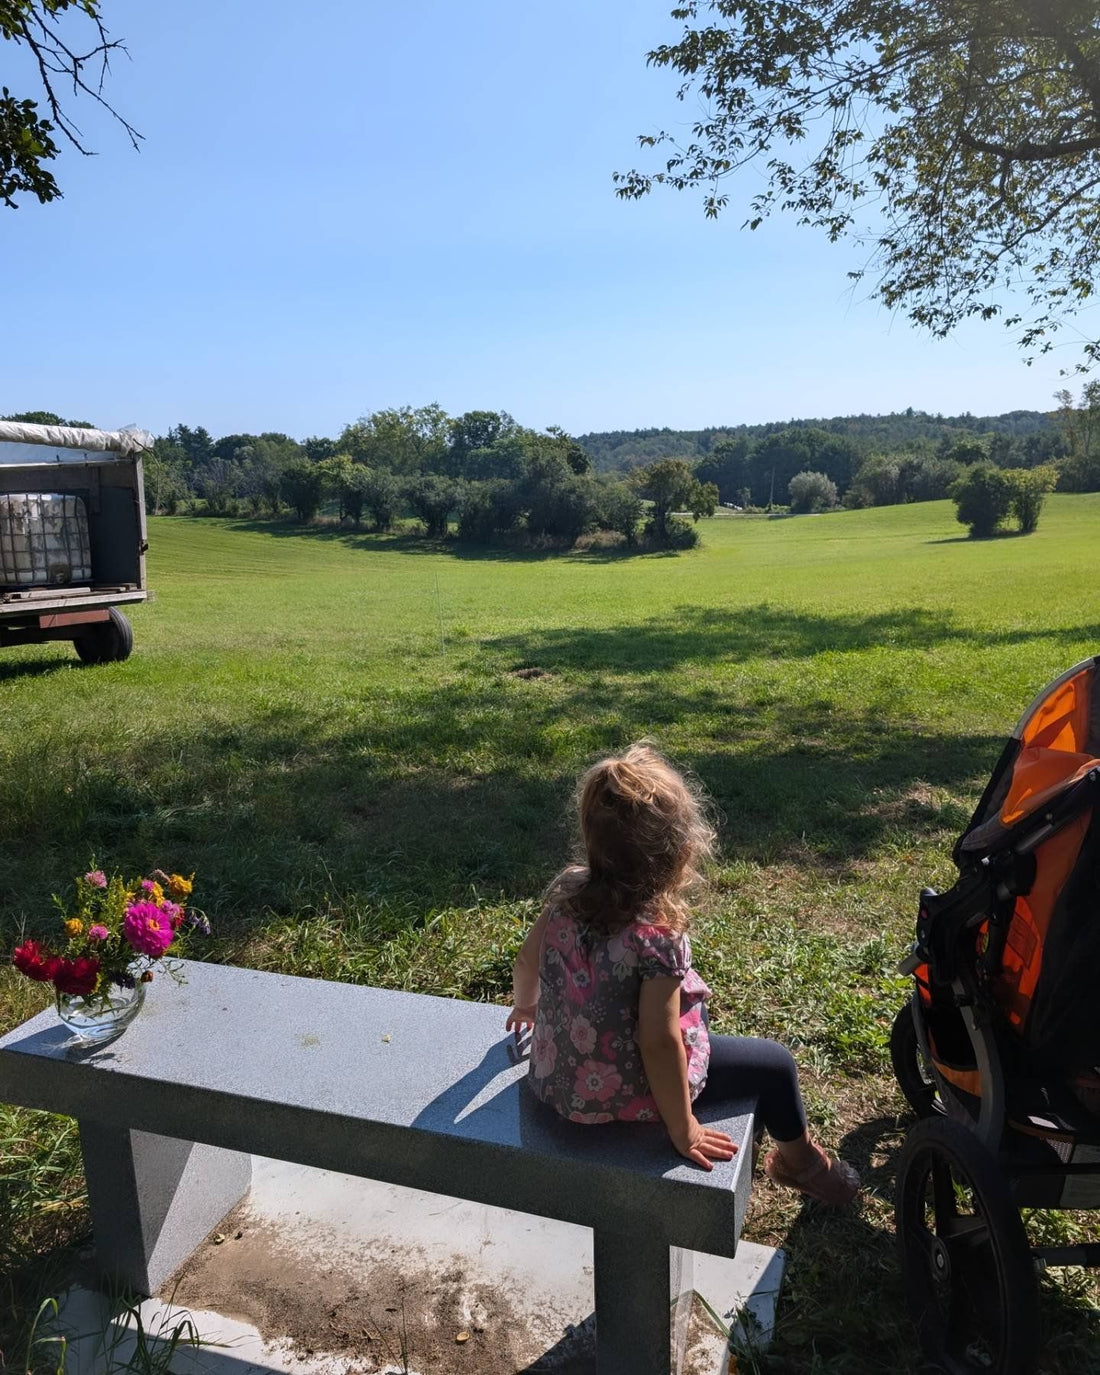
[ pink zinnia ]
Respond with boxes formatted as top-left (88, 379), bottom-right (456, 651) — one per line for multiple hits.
top-left (86, 924), bottom-right (110, 943)
top-left (123, 902), bottom-right (174, 957)
top-left (85, 870), bottom-right (107, 888)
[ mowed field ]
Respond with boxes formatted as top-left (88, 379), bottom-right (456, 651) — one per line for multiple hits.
top-left (3, 498), bottom-right (1100, 1372)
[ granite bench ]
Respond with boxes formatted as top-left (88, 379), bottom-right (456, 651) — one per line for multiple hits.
top-left (0, 960), bottom-right (756, 1375)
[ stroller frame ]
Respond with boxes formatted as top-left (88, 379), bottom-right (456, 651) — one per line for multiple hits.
top-left (892, 657), bottom-right (1100, 1374)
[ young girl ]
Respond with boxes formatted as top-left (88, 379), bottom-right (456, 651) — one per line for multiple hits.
top-left (507, 743), bottom-right (859, 1203)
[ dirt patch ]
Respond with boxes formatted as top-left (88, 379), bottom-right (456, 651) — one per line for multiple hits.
top-left (508, 666), bottom-right (555, 681)
top-left (166, 1206), bottom-right (585, 1374)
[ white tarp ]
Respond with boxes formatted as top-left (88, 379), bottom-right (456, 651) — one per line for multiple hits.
top-left (0, 422), bottom-right (153, 456)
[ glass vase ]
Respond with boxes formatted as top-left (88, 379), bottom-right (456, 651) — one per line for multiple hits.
top-left (57, 975), bottom-right (146, 1044)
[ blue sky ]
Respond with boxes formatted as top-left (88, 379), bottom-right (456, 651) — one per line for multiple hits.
top-left (3, 1), bottom-right (1090, 439)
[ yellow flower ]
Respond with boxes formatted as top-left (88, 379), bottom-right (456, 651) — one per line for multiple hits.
top-left (167, 873), bottom-right (194, 899)
top-left (149, 881), bottom-right (165, 904)
top-left (64, 918), bottom-right (84, 937)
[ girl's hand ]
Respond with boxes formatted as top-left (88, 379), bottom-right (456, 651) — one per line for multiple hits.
top-left (671, 1116), bottom-right (738, 1172)
top-left (506, 1006), bottom-right (537, 1039)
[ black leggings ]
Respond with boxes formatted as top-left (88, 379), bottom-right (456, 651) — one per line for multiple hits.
top-left (695, 1033), bottom-right (808, 1143)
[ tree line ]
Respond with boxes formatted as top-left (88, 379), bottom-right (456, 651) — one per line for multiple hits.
top-left (2, 407), bottom-right (716, 551)
top-left (7, 390), bottom-right (1098, 546)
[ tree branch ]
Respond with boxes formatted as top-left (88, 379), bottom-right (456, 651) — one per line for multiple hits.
top-left (958, 129), bottom-right (1100, 161)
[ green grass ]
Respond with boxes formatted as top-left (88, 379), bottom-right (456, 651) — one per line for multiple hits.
top-left (2, 497), bottom-right (1100, 1371)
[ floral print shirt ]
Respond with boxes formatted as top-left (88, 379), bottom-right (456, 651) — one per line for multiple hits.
top-left (528, 905), bottom-right (711, 1124)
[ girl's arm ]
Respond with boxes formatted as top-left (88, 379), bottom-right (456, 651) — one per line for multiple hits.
top-left (637, 976), bottom-right (736, 1171)
top-left (506, 906), bottom-right (550, 1037)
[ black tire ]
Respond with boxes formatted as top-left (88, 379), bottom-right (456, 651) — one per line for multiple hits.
top-left (74, 608), bottom-right (133, 665)
top-left (896, 1115), bottom-right (1039, 1375)
top-left (891, 1002), bottom-right (942, 1120)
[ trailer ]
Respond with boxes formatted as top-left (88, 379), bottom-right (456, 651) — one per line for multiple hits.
top-left (0, 421), bottom-right (151, 664)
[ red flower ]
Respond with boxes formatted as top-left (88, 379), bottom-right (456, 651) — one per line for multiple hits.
top-left (52, 956), bottom-right (101, 997)
top-left (12, 939), bottom-right (60, 983)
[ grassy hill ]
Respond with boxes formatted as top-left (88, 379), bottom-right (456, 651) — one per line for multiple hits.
top-left (3, 498), bottom-right (1099, 1371)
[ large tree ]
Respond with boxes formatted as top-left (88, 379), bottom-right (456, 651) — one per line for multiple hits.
top-left (2, 1), bottom-right (139, 207)
top-left (617, 1), bottom-right (1100, 366)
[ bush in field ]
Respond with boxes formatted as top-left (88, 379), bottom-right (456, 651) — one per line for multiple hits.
top-left (1006, 465), bottom-right (1058, 534)
top-left (950, 462), bottom-right (1014, 537)
top-left (522, 453), bottom-right (601, 542)
top-left (318, 454), bottom-right (370, 525)
top-left (1057, 450), bottom-right (1100, 492)
top-left (457, 480), bottom-right (525, 541)
top-left (361, 468), bottom-right (400, 531)
top-left (406, 474), bottom-right (463, 538)
top-left (788, 470), bottom-right (838, 513)
top-left (280, 460), bottom-right (324, 523)
top-left (633, 459), bottom-right (712, 543)
top-left (661, 517), bottom-right (701, 549)
top-left (599, 482), bottom-right (644, 546)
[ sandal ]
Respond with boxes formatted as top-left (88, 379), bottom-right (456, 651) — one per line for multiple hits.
top-left (764, 1143), bottom-right (860, 1206)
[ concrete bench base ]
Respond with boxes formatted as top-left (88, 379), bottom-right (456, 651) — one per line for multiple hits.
top-left (79, 1123), bottom-right (252, 1296)
top-left (79, 1126), bottom-right (695, 1374)
top-left (56, 1156), bottom-right (786, 1375)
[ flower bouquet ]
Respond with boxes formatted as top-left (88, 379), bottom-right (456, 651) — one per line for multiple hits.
top-left (12, 866), bottom-right (210, 1043)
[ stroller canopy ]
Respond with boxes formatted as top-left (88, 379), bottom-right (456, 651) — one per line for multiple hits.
top-left (956, 658), bottom-right (1100, 1067)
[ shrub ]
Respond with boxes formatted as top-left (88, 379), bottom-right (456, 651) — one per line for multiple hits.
top-left (361, 468), bottom-right (400, 531)
top-left (406, 474), bottom-right (463, 538)
top-left (281, 460), bottom-right (325, 523)
top-left (457, 480), bottom-right (524, 541)
top-left (1005, 465), bottom-right (1058, 534)
top-left (788, 470), bottom-right (838, 513)
top-left (633, 459), bottom-right (710, 542)
top-left (1057, 450), bottom-right (1100, 492)
top-left (650, 516), bottom-right (700, 549)
top-left (949, 462), bottom-right (1013, 537)
top-left (599, 482), bottom-right (644, 546)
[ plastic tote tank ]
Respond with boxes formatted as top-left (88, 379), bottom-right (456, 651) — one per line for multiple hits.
top-left (0, 493), bottom-right (93, 588)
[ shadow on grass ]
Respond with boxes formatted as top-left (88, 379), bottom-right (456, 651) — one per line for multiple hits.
top-left (487, 602), bottom-right (1100, 671)
top-left (223, 518), bottom-right (681, 564)
top-left (3, 602), bottom-right (1094, 936)
top-left (927, 529), bottom-right (1032, 545)
top-left (0, 655), bottom-right (76, 684)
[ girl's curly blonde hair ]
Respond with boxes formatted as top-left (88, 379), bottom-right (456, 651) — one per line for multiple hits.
top-left (547, 742), bottom-right (716, 937)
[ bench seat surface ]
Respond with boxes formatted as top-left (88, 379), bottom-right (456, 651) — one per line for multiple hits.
top-left (0, 960), bottom-right (754, 1254)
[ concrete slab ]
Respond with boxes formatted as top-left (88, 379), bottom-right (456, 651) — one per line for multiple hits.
top-left (52, 1156), bottom-right (784, 1374)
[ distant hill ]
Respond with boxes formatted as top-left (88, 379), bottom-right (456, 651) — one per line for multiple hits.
top-left (577, 409), bottom-right (1058, 472)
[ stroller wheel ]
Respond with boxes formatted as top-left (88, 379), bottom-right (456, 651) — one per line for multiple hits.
top-left (896, 1116), bottom-right (1038, 1375)
top-left (891, 1003), bottom-right (941, 1119)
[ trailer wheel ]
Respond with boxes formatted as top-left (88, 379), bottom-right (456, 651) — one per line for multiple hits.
top-left (896, 1115), bottom-right (1039, 1375)
top-left (891, 1002), bottom-right (941, 1119)
top-left (75, 608), bottom-right (134, 665)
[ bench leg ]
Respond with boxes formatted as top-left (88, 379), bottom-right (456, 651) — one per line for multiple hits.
top-left (592, 1229), bottom-right (695, 1375)
top-left (80, 1122), bottom-right (252, 1295)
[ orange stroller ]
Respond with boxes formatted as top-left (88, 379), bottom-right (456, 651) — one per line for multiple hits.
top-left (892, 656), bottom-right (1100, 1374)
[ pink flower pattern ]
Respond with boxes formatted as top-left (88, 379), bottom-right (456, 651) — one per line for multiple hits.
top-left (569, 1015), bottom-right (597, 1055)
top-left (527, 907), bottom-right (711, 1123)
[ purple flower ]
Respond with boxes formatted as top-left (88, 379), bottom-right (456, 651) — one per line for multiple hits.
top-left (86, 924), bottom-right (110, 943)
top-left (185, 911), bottom-right (211, 936)
top-left (84, 870), bottom-right (107, 889)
